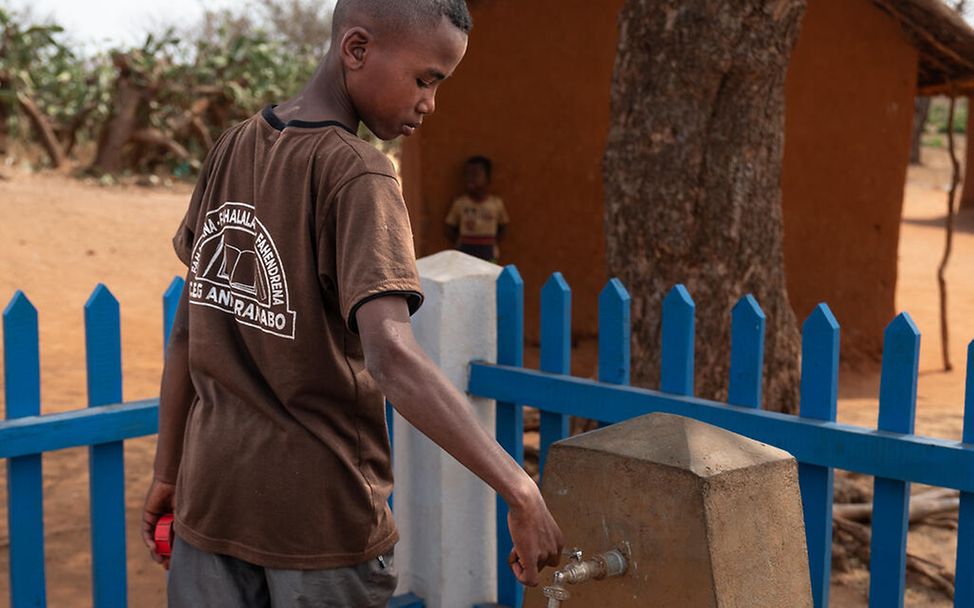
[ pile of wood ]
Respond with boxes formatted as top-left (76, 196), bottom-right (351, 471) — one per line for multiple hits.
top-left (833, 473), bottom-right (959, 599)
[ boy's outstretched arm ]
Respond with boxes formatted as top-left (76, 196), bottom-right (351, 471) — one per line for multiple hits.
top-left (143, 284), bottom-right (196, 568)
top-left (356, 295), bottom-right (564, 587)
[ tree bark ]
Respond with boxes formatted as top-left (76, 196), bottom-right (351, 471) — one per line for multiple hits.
top-left (961, 97), bottom-right (973, 210)
top-left (90, 54), bottom-right (149, 174)
top-left (603, 0), bottom-right (806, 413)
top-left (910, 96), bottom-right (931, 165)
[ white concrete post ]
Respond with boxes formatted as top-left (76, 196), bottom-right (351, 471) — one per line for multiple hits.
top-left (393, 250), bottom-right (502, 607)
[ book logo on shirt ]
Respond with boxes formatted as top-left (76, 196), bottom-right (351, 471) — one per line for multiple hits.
top-left (187, 201), bottom-right (297, 339)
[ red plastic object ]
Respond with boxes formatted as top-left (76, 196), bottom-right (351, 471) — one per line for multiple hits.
top-left (154, 514), bottom-right (174, 558)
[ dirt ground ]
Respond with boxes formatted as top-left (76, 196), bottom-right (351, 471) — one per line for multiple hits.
top-left (0, 138), bottom-right (970, 607)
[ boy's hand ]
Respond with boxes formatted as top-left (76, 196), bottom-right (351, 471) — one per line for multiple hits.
top-left (142, 478), bottom-right (176, 569)
top-left (506, 485), bottom-right (564, 586)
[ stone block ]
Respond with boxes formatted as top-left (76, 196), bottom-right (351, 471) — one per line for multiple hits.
top-left (525, 413), bottom-right (812, 607)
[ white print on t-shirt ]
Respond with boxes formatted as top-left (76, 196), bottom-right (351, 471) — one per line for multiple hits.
top-left (187, 201), bottom-right (297, 339)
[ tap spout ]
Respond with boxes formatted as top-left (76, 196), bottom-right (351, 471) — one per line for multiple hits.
top-left (553, 548), bottom-right (629, 586)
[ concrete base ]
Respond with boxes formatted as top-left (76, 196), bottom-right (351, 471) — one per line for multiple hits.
top-left (525, 413), bottom-right (812, 607)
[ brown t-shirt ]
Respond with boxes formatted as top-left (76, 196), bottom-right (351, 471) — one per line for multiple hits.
top-left (160, 107), bottom-right (423, 569)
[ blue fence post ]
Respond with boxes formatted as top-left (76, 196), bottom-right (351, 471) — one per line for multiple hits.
top-left (496, 265), bottom-right (524, 608)
top-left (539, 273), bottom-right (571, 474)
top-left (596, 279), bottom-right (630, 429)
top-left (797, 304), bottom-right (840, 608)
top-left (85, 285), bottom-right (128, 608)
top-left (660, 285), bottom-right (694, 396)
top-left (386, 400), bottom-right (395, 511)
top-left (868, 313), bottom-right (920, 608)
top-left (599, 279), bottom-right (631, 388)
top-left (955, 340), bottom-right (974, 608)
top-left (3, 292), bottom-right (47, 608)
top-left (728, 294), bottom-right (766, 408)
top-left (163, 276), bottom-right (184, 355)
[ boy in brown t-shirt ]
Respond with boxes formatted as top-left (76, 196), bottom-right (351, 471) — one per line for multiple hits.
top-left (142, 1), bottom-right (562, 605)
top-left (446, 155), bottom-right (509, 262)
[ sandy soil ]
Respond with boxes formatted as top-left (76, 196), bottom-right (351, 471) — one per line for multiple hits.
top-left (0, 172), bottom-right (189, 608)
top-left (0, 138), bottom-right (969, 606)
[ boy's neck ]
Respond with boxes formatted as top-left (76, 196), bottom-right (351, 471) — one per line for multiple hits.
top-left (273, 52), bottom-right (359, 130)
top-left (468, 190), bottom-right (489, 202)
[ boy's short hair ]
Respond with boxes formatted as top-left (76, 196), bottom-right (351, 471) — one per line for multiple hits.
top-left (466, 155), bottom-right (492, 180)
top-left (333, 0), bottom-right (472, 38)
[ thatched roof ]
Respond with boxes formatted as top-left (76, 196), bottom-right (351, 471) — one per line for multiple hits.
top-left (871, 0), bottom-right (974, 95)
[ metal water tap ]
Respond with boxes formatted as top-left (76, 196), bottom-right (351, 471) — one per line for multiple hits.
top-left (542, 546), bottom-right (630, 607)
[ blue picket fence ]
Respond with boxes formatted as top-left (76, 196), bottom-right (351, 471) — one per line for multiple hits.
top-left (469, 266), bottom-right (974, 608)
top-left (0, 279), bottom-right (426, 608)
top-left (3, 267), bottom-right (973, 608)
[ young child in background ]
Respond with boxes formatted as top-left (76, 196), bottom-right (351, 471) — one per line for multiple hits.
top-left (445, 155), bottom-right (509, 262)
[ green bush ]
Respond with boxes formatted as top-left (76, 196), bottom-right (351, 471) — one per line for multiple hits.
top-left (1, 2), bottom-right (342, 174)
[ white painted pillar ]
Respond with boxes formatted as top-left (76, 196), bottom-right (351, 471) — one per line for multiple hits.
top-left (393, 250), bottom-right (502, 607)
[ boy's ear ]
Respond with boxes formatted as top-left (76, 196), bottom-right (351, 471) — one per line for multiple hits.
top-left (340, 27), bottom-right (371, 70)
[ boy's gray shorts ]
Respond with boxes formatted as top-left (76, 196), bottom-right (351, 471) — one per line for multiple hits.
top-left (168, 536), bottom-right (398, 608)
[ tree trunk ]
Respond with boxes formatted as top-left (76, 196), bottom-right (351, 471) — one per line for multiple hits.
top-left (961, 97), bottom-right (973, 210)
top-left (90, 54), bottom-right (148, 174)
top-left (910, 96), bottom-right (931, 165)
top-left (603, 0), bottom-right (806, 413)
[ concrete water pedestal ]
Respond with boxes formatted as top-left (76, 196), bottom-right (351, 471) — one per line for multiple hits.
top-left (525, 413), bottom-right (813, 607)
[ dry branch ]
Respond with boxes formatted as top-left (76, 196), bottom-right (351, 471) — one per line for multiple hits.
top-left (908, 554), bottom-right (955, 598)
top-left (938, 94), bottom-right (962, 371)
top-left (833, 488), bottom-right (960, 523)
top-left (833, 515), bottom-right (956, 599)
top-left (130, 128), bottom-right (195, 165)
top-left (191, 117), bottom-right (213, 150)
top-left (170, 98), bottom-right (215, 151)
top-left (16, 91), bottom-right (66, 168)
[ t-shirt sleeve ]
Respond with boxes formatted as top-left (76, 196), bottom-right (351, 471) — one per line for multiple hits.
top-left (172, 138), bottom-right (224, 266)
top-left (496, 197), bottom-right (510, 225)
top-left (331, 172), bottom-right (424, 334)
top-left (172, 180), bottom-right (206, 267)
top-left (445, 198), bottom-right (461, 226)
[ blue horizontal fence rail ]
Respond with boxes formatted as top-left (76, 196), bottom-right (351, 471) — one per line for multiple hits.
top-left (6, 269), bottom-right (973, 608)
top-left (1, 278), bottom-right (426, 608)
top-left (474, 265), bottom-right (974, 608)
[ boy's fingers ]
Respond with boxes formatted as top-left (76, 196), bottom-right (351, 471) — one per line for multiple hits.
top-left (545, 543), bottom-right (562, 567)
top-left (142, 512), bottom-right (159, 549)
top-left (510, 549), bottom-right (540, 586)
top-left (508, 549), bottom-right (527, 583)
top-left (521, 557), bottom-right (540, 587)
